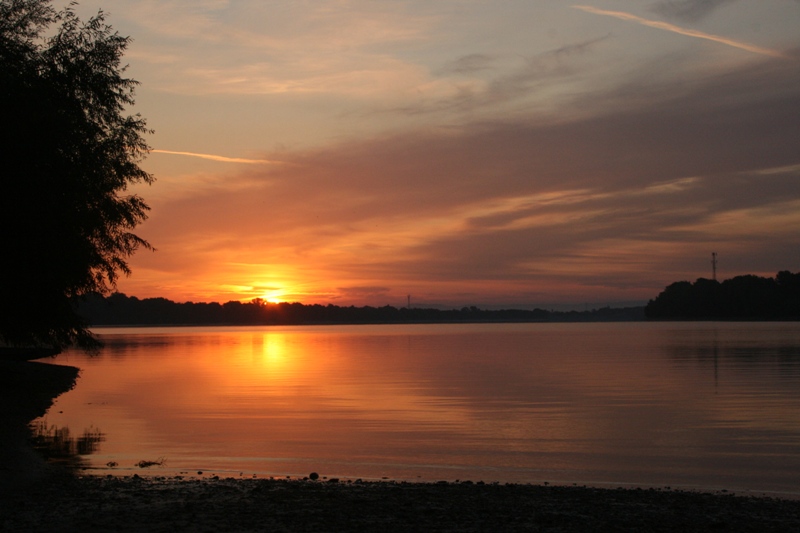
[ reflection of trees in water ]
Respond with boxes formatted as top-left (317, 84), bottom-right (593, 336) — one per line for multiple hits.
top-left (663, 328), bottom-right (800, 386)
top-left (29, 421), bottom-right (105, 463)
top-left (667, 343), bottom-right (800, 364)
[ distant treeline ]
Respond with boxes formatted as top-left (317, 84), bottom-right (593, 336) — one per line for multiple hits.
top-left (645, 270), bottom-right (800, 320)
top-left (76, 293), bottom-right (645, 326)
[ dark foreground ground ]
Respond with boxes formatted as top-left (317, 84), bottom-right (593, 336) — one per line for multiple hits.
top-left (0, 359), bottom-right (79, 491)
top-left (4, 474), bottom-right (800, 532)
top-left (4, 359), bottom-right (800, 532)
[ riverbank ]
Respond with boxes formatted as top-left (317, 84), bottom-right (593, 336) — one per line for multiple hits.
top-left (3, 474), bottom-right (800, 532)
top-left (0, 359), bottom-right (79, 491)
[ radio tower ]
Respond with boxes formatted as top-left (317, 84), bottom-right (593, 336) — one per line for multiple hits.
top-left (711, 252), bottom-right (718, 281)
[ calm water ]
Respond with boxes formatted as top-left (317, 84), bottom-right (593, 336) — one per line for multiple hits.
top-left (39, 322), bottom-right (800, 495)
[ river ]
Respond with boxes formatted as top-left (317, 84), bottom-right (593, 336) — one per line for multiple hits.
top-left (38, 321), bottom-right (800, 496)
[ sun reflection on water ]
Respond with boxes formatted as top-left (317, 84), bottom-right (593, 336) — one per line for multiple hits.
top-left (36, 323), bottom-right (800, 492)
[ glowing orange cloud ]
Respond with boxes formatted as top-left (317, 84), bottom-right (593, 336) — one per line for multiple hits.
top-left (152, 149), bottom-right (282, 165)
top-left (118, 46), bottom-right (800, 309)
top-left (572, 5), bottom-right (787, 59)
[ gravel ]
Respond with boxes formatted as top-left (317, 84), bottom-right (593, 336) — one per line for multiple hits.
top-left (3, 474), bottom-right (800, 532)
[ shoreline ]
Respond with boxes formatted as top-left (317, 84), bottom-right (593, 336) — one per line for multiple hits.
top-left (0, 359), bottom-right (79, 492)
top-left (48, 465), bottom-right (800, 502)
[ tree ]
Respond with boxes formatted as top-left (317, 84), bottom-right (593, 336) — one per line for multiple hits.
top-left (645, 272), bottom-right (800, 320)
top-left (0, 0), bottom-right (153, 351)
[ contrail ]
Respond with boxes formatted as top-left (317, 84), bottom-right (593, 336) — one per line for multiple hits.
top-left (572, 5), bottom-right (787, 59)
top-left (152, 149), bottom-right (281, 164)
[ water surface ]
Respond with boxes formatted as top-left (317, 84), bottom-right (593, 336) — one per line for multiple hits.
top-left (41, 322), bottom-right (800, 495)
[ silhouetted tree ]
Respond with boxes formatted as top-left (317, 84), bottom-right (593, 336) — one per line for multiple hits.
top-left (0, 0), bottom-right (152, 350)
top-left (76, 292), bottom-right (645, 326)
top-left (777, 271), bottom-right (800, 316)
top-left (646, 271), bottom-right (800, 320)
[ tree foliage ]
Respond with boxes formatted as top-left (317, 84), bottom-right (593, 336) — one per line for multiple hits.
top-left (76, 292), bottom-right (645, 326)
top-left (645, 271), bottom-right (800, 320)
top-left (0, 0), bottom-right (152, 350)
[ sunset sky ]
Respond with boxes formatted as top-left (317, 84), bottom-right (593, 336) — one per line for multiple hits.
top-left (64, 0), bottom-right (800, 309)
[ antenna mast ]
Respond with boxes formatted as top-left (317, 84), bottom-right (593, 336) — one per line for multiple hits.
top-left (711, 252), bottom-right (718, 281)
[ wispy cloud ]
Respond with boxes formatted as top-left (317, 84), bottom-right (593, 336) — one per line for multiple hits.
top-left (152, 149), bottom-right (281, 164)
top-left (651, 0), bottom-right (737, 22)
top-left (128, 54), bottom-right (800, 306)
top-left (572, 5), bottom-right (787, 58)
top-left (389, 35), bottom-right (610, 119)
top-left (105, 1), bottom-right (800, 306)
top-left (438, 54), bottom-right (496, 75)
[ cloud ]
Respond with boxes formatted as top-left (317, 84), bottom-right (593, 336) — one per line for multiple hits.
top-left (651, 0), bottom-right (737, 22)
top-left (152, 149), bottom-right (282, 164)
top-left (438, 54), bottom-right (496, 75)
top-left (336, 286), bottom-right (392, 299)
top-left (389, 35), bottom-right (610, 118)
top-left (117, 1), bottom-right (437, 86)
top-left (572, 5), bottom-right (788, 58)
top-left (126, 51), bottom-right (800, 306)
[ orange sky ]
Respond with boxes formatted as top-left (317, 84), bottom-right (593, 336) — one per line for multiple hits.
top-left (65, 1), bottom-right (800, 309)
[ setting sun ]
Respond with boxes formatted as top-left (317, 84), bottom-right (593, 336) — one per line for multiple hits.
top-left (105, 0), bottom-right (800, 311)
top-left (260, 288), bottom-right (286, 304)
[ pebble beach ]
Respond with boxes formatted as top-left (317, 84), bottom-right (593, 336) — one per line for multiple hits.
top-left (4, 473), bottom-right (800, 532)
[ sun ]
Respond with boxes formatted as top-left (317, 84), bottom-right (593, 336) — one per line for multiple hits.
top-left (259, 288), bottom-right (286, 304)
